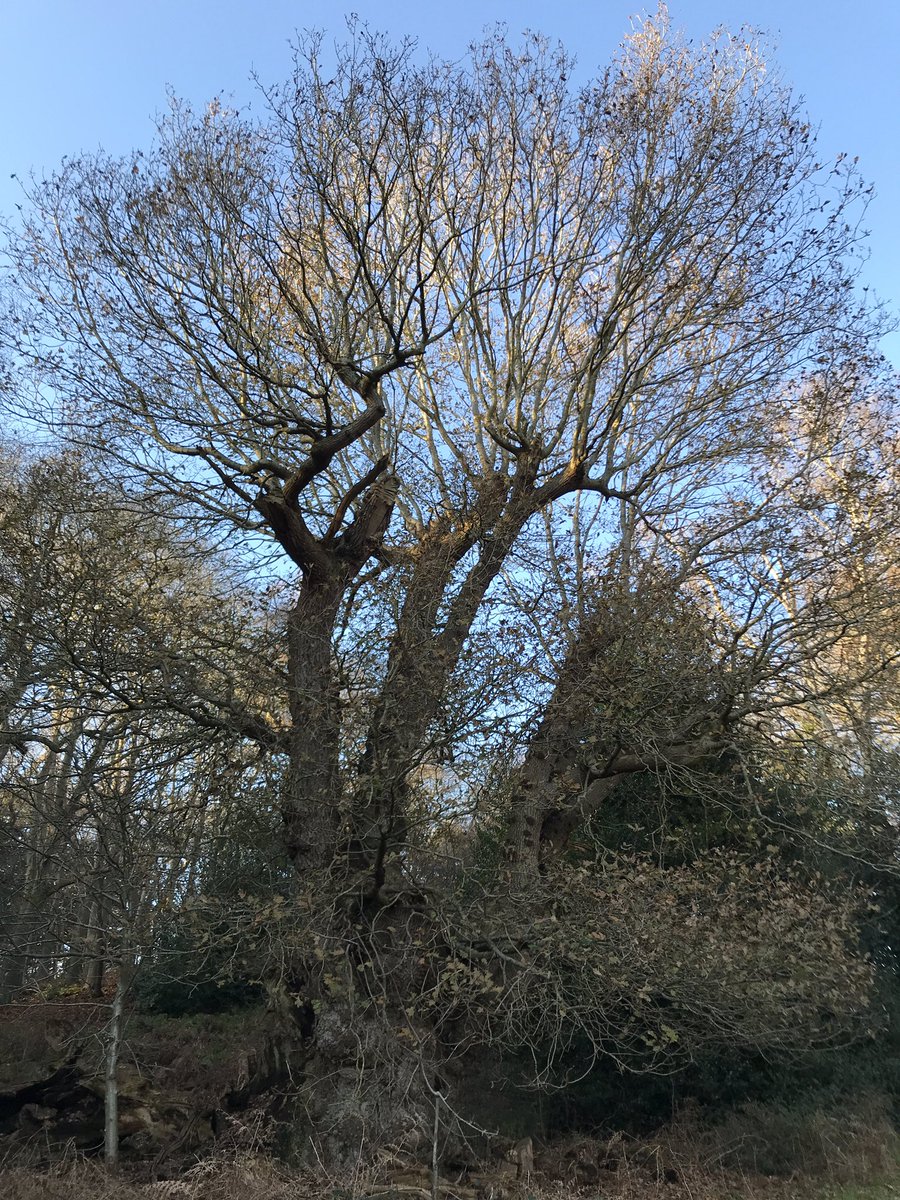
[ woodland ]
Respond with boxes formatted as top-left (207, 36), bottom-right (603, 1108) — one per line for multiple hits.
top-left (0, 10), bottom-right (899, 1198)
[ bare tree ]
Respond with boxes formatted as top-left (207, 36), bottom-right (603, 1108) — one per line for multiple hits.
top-left (0, 452), bottom-right (269, 1166)
top-left (2, 11), bottom-right (895, 1156)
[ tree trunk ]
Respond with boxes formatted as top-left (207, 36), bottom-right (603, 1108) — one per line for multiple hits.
top-left (87, 945), bottom-right (105, 999)
top-left (104, 966), bottom-right (130, 1170)
top-left (503, 624), bottom-right (594, 881)
top-left (0, 903), bottom-right (31, 1002)
top-left (504, 722), bottom-right (582, 884)
top-left (351, 494), bottom-right (540, 887)
top-left (283, 568), bottom-right (346, 872)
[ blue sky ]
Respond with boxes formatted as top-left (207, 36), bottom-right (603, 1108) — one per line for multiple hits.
top-left (2, 1), bottom-right (898, 365)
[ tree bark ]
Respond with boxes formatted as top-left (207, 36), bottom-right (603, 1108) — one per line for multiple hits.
top-left (104, 966), bottom-right (130, 1171)
top-left (351, 483), bottom-right (553, 889)
top-left (282, 569), bottom-right (346, 872)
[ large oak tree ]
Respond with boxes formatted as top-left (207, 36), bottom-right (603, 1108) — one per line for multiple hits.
top-left (3, 10), bottom-right (896, 1158)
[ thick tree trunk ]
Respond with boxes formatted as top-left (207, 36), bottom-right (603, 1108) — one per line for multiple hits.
top-left (258, 456), bottom-right (401, 879)
top-left (352, 494), bottom-right (541, 888)
top-left (502, 617), bottom-right (598, 882)
top-left (351, 533), bottom-right (472, 880)
top-left (283, 569), bottom-right (347, 872)
top-left (504, 714), bottom-right (585, 884)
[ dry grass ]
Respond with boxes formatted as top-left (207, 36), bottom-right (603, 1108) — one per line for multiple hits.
top-left (0, 1155), bottom-right (295, 1200)
top-left (1, 1098), bottom-right (897, 1200)
top-left (1, 1161), bottom-right (898, 1200)
top-left (654, 1096), bottom-right (900, 1183)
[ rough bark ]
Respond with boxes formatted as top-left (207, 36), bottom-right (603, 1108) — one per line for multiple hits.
top-left (352, 468), bottom-right (585, 892)
top-left (255, 452), bottom-right (401, 876)
top-left (282, 569), bottom-right (346, 872)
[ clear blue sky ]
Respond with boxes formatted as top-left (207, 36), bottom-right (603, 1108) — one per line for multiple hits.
top-left (2, 1), bottom-right (898, 365)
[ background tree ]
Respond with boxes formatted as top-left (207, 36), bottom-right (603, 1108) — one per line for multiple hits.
top-left (0, 449), bottom-right (282, 1165)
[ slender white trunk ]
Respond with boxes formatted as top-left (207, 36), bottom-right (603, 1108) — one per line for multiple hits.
top-left (104, 967), bottom-right (129, 1169)
top-left (431, 1093), bottom-right (441, 1200)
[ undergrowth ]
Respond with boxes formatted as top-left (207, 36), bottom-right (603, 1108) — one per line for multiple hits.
top-left (1, 1096), bottom-right (897, 1200)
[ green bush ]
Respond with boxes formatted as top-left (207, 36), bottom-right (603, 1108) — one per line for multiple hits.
top-left (134, 922), bottom-right (262, 1016)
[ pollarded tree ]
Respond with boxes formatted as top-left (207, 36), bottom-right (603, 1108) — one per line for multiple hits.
top-left (2, 10), bottom-right (894, 1153)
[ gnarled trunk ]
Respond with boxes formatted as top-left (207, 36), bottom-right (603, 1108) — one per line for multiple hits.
top-left (283, 568), bottom-right (346, 873)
